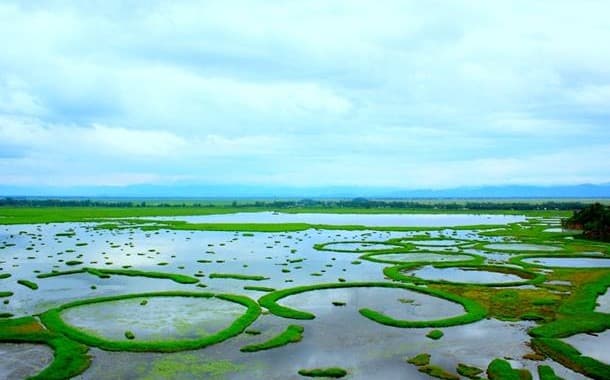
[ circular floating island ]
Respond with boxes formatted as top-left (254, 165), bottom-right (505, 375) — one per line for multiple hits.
top-left (385, 264), bottom-right (545, 287)
top-left (511, 254), bottom-right (610, 269)
top-left (406, 239), bottom-right (465, 247)
top-left (259, 282), bottom-right (487, 328)
top-left (360, 251), bottom-right (482, 265)
top-left (39, 291), bottom-right (261, 352)
top-left (314, 241), bottom-right (410, 253)
top-left (484, 243), bottom-right (562, 252)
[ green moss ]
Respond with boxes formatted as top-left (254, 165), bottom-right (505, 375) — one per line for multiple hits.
top-left (0, 273), bottom-right (11, 279)
top-left (65, 260), bottom-right (83, 266)
top-left (0, 291), bottom-right (13, 297)
top-left (209, 273), bottom-right (269, 281)
top-left (17, 279), bottom-right (39, 290)
top-left (426, 329), bottom-right (444, 340)
top-left (39, 291), bottom-right (261, 352)
top-left (240, 324), bottom-right (304, 352)
top-left (297, 367), bottom-right (347, 378)
top-left (407, 353), bottom-right (431, 366)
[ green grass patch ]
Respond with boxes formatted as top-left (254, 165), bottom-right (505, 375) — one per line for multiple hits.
top-left (209, 273), bottom-right (269, 281)
top-left (407, 353), bottom-right (431, 366)
top-left (426, 329), bottom-right (444, 340)
top-left (240, 324), bottom-right (304, 352)
top-left (297, 367), bottom-right (347, 378)
top-left (243, 286), bottom-right (276, 292)
top-left (17, 279), bottom-right (39, 290)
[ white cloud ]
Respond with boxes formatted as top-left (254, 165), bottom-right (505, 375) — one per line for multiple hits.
top-left (0, 1), bottom-right (609, 190)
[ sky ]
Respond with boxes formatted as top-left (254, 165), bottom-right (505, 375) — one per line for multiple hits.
top-left (1, 1), bottom-right (610, 194)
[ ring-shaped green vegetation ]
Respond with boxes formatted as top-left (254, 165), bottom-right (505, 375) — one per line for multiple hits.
top-left (313, 240), bottom-right (413, 253)
top-left (384, 263), bottom-right (546, 287)
top-left (258, 282), bottom-right (487, 328)
top-left (39, 291), bottom-right (260, 352)
top-left (359, 250), bottom-right (484, 266)
top-left (396, 237), bottom-right (472, 247)
top-left (509, 253), bottom-right (610, 270)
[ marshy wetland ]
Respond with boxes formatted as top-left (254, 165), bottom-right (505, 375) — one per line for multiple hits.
top-left (0, 210), bottom-right (609, 379)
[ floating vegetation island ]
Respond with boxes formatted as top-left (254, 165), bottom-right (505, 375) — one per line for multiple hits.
top-left (0, 207), bottom-right (608, 379)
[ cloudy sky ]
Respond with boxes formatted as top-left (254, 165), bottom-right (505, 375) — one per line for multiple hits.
top-left (1, 1), bottom-right (609, 193)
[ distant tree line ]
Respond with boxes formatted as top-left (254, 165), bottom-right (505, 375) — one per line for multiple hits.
top-left (0, 197), bottom-right (594, 211)
top-left (0, 198), bottom-right (218, 208)
top-left (564, 203), bottom-right (610, 241)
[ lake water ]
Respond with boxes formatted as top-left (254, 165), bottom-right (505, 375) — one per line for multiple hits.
top-left (407, 266), bottom-right (527, 284)
top-left (484, 243), bottom-right (562, 252)
top-left (0, 216), bottom-right (594, 380)
top-left (139, 212), bottom-right (526, 227)
top-left (564, 330), bottom-right (610, 365)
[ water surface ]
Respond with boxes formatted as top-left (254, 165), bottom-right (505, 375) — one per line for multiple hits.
top-left (139, 212), bottom-right (525, 227)
top-left (522, 257), bottom-right (610, 268)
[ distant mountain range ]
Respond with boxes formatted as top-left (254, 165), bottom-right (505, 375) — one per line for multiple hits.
top-left (1, 183), bottom-right (609, 199)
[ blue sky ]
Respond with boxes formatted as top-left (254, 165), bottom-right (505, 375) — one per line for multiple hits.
top-left (1, 1), bottom-right (609, 192)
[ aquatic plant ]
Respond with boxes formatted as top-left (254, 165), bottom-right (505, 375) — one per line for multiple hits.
top-left (297, 367), bottom-right (347, 378)
top-left (240, 324), bottom-right (304, 352)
